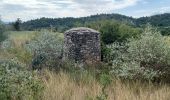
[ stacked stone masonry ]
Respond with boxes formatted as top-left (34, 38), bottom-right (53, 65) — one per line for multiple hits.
top-left (63, 27), bottom-right (101, 64)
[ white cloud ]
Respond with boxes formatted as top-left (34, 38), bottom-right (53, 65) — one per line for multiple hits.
top-left (131, 6), bottom-right (170, 18)
top-left (0, 0), bottom-right (140, 21)
top-left (159, 7), bottom-right (170, 13)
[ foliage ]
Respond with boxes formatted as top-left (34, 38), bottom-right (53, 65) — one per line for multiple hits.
top-left (100, 21), bottom-right (120, 44)
top-left (101, 42), bottom-right (112, 62)
top-left (159, 27), bottom-right (170, 36)
top-left (109, 26), bottom-right (170, 81)
top-left (25, 31), bottom-right (63, 70)
top-left (97, 73), bottom-right (112, 100)
top-left (0, 59), bottom-right (43, 100)
top-left (21, 14), bottom-right (135, 32)
top-left (127, 26), bottom-right (170, 69)
top-left (136, 13), bottom-right (170, 27)
top-left (99, 20), bottom-right (141, 44)
top-left (112, 60), bottom-right (159, 80)
top-left (21, 13), bottom-right (170, 36)
top-left (1, 39), bottom-right (14, 49)
top-left (0, 21), bottom-right (7, 42)
top-left (99, 21), bottom-right (141, 62)
top-left (13, 18), bottom-right (22, 31)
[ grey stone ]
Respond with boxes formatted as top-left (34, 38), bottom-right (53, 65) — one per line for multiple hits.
top-left (63, 27), bottom-right (101, 64)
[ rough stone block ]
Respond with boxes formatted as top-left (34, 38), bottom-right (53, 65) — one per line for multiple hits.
top-left (63, 27), bottom-right (101, 64)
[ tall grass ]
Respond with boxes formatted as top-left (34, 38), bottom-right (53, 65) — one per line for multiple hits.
top-left (42, 70), bottom-right (170, 100)
top-left (42, 70), bottom-right (101, 100)
top-left (8, 31), bottom-right (38, 47)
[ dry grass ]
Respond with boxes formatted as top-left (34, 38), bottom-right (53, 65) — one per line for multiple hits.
top-left (8, 31), bottom-right (38, 47)
top-left (0, 31), bottom-right (35, 63)
top-left (107, 81), bottom-right (170, 100)
top-left (42, 70), bottom-right (170, 100)
top-left (42, 70), bottom-right (101, 100)
top-left (7, 31), bottom-right (64, 47)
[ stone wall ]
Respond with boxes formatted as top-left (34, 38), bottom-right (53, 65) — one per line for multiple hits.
top-left (63, 27), bottom-right (101, 64)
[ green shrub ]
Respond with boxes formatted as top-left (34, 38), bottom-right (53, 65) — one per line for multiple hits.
top-left (0, 59), bottom-right (44, 100)
top-left (25, 31), bottom-right (63, 70)
top-left (100, 21), bottom-right (119, 44)
top-left (101, 42), bottom-right (112, 62)
top-left (127, 26), bottom-right (170, 71)
top-left (96, 73), bottom-right (112, 100)
top-left (1, 39), bottom-right (14, 49)
top-left (99, 21), bottom-right (141, 45)
top-left (110, 26), bottom-right (170, 81)
top-left (13, 18), bottom-right (22, 31)
top-left (0, 21), bottom-right (7, 42)
top-left (99, 21), bottom-right (141, 63)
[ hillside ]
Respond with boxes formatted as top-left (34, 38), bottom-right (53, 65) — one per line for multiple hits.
top-left (136, 13), bottom-right (170, 27)
top-left (21, 13), bottom-right (170, 34)
top-left (21, 13), bottom-right (135, 32)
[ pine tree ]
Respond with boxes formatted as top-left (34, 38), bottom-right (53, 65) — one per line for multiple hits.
top-left (13, 18), bottom-right (22, 31)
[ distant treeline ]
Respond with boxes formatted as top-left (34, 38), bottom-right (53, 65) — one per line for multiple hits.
top-left (21, 13), bottom-right (170, 35)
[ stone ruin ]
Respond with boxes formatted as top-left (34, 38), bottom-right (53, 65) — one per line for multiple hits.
top-left (63, 27), bottom-right (101, 64)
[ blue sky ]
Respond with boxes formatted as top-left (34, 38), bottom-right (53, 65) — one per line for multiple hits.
top-left (0, 0), bottom-right (170, 22)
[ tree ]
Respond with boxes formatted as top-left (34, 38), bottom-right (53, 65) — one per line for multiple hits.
top-left (100, 21), bottom-right (141, 44)
top-left (0, 19), bottom-right (7, 42)
top-left (100, 21), bottom-right (120, 44)
top-left (13, 18), bottom-right (22, 31)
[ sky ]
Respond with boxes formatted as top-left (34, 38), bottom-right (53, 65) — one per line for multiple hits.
top-left (0, 0), bottom-right (170, 22)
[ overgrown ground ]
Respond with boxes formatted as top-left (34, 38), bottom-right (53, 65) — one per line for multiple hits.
top-left (1, 30), bottom-right (170, 100)
top-left (42, 70), bottom-right (170, 100)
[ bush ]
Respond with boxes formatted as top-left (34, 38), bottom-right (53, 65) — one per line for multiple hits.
top-left (110, 26), bottom-right (170, 81)
top-left (100, 21), bottom-right (120, 44)
top-left (99, 21), bottom-right (141, 62)
top-left (0, 21), bottom-right (7, 42)
top-left (1, 39), bottom-right (14, 49)
top-left (0, 59), bottom-right (43, 100)
top-left (99, 21), bottom-right (141, 44)
top-left (101, 42), bottom-right (112, 62)
top-left (25, 31), bottom-right (63, 70)
top-left (13, 18), bottom-right (22, 31)
top-left (127, 26), bottom-right (170, 71)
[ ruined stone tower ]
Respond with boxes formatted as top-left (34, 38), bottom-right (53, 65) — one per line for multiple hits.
top-left (63, 27), bottom-right (101, 64)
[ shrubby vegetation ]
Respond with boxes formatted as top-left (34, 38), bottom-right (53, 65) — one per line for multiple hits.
top-left (0, 59), bottom-right (43, 100)
top-left (25, 31), bottom-right (63, 70)
top-left (97, 20), bottom-right (141, 62)
top-left (0, 21), bottom-right (7, 42)
top-left (99, 20), bottom-right (141, 44)
top-left (13, 18), bottom-right (22, 31)
top-left (0, 29), bottom-right (45, 99)
top-left (108, 26), bottom-right (170, 81)
top-left (159, 27), bottom-right (170, 36)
